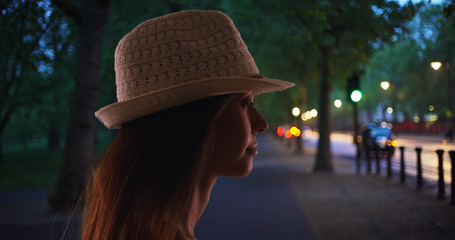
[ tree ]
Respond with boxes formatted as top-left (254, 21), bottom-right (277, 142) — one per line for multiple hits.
top-left (362, 3), bottom-right (452, 128)
top-left (444, 0), bottom-right (455, 27)
top-left (433, 3), bottom-right (455, 131)
top-left (224, 0), bottom-right (417, 170)
top-left (0, 0), bottom-right (63, 162)
top-left (49, 0), bottom-right (110, 211)
top-left (308, 1), bottom-right (417, 172)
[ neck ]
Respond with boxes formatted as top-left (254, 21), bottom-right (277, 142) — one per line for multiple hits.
top-left (178, 174), bottom-right (218, 238)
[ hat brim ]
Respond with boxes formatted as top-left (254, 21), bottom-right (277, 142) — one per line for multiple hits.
top-left (95, 76), bottom-right (294, 129)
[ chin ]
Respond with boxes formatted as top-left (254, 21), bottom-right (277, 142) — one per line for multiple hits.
top-left (226, 163), bottom-right (253, 178)
top-left (225, 171), bottom-right (251, 178)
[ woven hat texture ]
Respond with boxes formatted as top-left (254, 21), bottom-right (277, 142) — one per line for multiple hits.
top-left (95, 10), bottom-right (294, 129)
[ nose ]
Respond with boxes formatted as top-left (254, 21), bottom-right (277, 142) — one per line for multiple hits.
top-left (250, 106), bottom-right (268, 134)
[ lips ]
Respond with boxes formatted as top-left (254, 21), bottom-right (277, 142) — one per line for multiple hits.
top-left (246, 143), bottom-right (258, 155)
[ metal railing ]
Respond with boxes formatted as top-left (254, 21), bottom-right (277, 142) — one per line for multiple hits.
top-left (356, 144), bottom-right (455, 205)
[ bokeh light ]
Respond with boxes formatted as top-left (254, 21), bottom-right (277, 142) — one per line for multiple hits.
top-left (277, 126), bottom-right (285, 137)
top-left (380, 81), bottom-right (390, 90)
top-left (334, 99), bottom-right (342, 108)
top-left (285, 130), bottom-right (292, 139)
top-left (292, 107), bottom-right (301, 117)
top-left (431, 61), bottom-right (442, 70)
top-left (350, 90), bottom-right (362, 102)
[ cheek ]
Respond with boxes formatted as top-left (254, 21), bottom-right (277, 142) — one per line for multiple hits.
top-left (209, 107), bottom-right (252, 177)
top-left (214, 122), bottom-right (249, 161)
top-left (216, 108), bottom-right (251, 156)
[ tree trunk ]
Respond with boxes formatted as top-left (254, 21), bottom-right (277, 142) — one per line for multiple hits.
top-left (295, 120), bottom-right (304, 155)
top-left (314, 45), bottom-right (334, 172)
top-left (447, 64), bottom-right (455, 133)
top-left (0, 111), bottom-right (11, 164)
top-left (295, 84), bottom-right (307, 155)
top-left (21, 132), bottom-right (28, 149)
top-left (49, 0), bottom-right (109, 212)
top-left (48, 120), bottom-right (60, 151)
top-left (0, 136), bottom-right (3, 163)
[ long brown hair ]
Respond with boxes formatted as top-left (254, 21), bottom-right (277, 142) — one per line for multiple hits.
top-left (82, 94), bottom-right (234, 239)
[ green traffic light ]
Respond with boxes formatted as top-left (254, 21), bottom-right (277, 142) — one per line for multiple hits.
top-left (351, 90), bottom-right (362, 102)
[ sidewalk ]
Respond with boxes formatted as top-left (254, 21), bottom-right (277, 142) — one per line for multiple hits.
top-left (1, 134), bottom-right (455, 239)
top-left (263, 135), bottom-right (455, 240)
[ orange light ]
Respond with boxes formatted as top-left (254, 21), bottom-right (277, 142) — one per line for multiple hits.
top-left (392, 140), bottom-right (397, 147)
top-left (285, 130), bottom-right (292, 139)
top-left (294, 129), bottom-right (301, 137)
top-left (387, 140), bottom-right (398, 147)
top-left (290, 126), bottom-right (298, 135)
top-left (277, 126), bottom-right (285, 137)
top-left (289, 126), bottom-right (302, 137)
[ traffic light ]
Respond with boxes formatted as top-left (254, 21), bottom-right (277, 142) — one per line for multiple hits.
top-left (351, 90), bottom-right (362, 103)
top-left (347, 73), bottom-right (362, 103)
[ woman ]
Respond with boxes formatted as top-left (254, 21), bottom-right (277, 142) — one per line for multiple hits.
top-left (85, 10), bottom-right (294, 239)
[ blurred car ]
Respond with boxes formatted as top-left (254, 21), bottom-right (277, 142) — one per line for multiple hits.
top-left (357, 123), bottom-right (397, 154)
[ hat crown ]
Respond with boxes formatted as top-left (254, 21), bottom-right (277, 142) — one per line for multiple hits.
top-left (114, 10), bottom-right (259, 102)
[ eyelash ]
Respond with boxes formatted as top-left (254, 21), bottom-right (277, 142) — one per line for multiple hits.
top-left (242, 100), bottom-right (254, 108)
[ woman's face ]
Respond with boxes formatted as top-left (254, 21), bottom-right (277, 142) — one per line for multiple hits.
top-left (209, 92), bottom-right (268, 178)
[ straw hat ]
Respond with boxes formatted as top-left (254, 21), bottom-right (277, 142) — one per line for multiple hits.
top-left (95, 10), bottom-right (294, 129)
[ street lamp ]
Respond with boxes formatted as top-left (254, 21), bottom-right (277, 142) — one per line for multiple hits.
top-left (310, 109), bottom-right (318, 118)
top-left (380, 81), bottom-right (390, 90)
top-left (387, 107), bottom-right (393, 114)
top-left (334, 99), bottom-right (342, 108)
top-left (292, 107), bottom-right (301, 117)
top-left (431, 61), bottom-right (442, 71)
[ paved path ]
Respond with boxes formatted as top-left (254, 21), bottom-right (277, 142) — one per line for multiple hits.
top-left (195, 135), bottom-right (315, 240)
top-left (1, 134), bottom-right (455, 239)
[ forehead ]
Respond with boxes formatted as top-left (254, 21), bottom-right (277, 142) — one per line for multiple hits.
top-left (231, 92), bottom-right (254, 101)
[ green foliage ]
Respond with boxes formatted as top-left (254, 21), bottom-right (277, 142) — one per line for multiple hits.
top-left (1, 0), bottom-right (74, 148)
top-left (221, 0), bottom-right (418, 129)
top-left (362, 3), bottom-right (454, 123)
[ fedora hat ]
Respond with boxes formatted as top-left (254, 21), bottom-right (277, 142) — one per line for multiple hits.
top-left (95, 10), bottom-right (294, 129)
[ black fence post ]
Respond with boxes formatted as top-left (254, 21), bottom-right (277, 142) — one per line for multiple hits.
top-left (387, 147), bottom-right (392, 179)
top-left (415, 147), bottom-right (423, 191)
top-left (449, 150), bottom-right (455, 205)
top-left (366, 146), bottom-right (372, 174)
top-left (399, 146), bottom-right (405, 184)
top-left (436, 149), bottom-right (446, 200)
top-left (356, 143), bottom-right (361, 175)
top-left (375, 145), bottom-right (380, 175)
